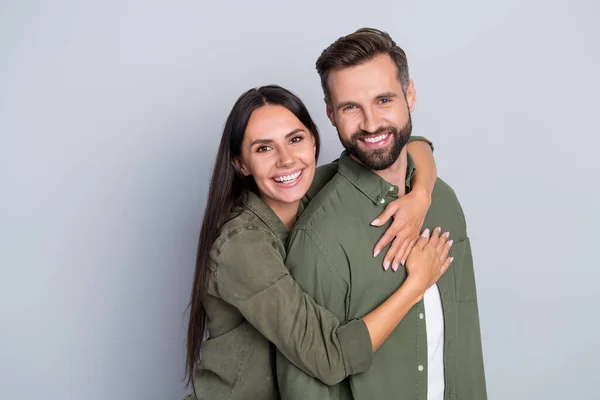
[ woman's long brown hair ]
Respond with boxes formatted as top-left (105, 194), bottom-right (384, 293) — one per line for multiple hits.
top-left (185, 85), bottom-right (320, 389)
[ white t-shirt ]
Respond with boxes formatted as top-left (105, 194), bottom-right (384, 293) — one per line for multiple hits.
top-left (423, 283), bottom-right (445, 400)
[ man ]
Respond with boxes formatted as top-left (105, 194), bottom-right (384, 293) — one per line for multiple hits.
top-left (276, 28), bottom-right (487, 399)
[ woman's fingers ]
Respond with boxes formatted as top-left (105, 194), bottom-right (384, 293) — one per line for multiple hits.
top-left (374, 219), bottom-right (405, 257)
top-left (391, 239), bottom-right (410, 272)
top-left (440, 256), bottom-right (453, 276)
top-left (383, 235), bottom-right (405, 271)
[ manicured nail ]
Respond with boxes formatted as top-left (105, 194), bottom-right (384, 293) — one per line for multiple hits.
top-left (421, 228), bottom-right (430, 238)
top-left (435, 226), bottom-right (441, 233)
top-left (371, 219), bottom-right (381, 226)
top-left (448, 240), bottom-right (454, 248)
top-left (444, 231), bottom-right (450, 238)
top-left (401, 259), bottom-right (406, 266)
top-left (373, 249), bottom-right (380, 258)
top-left (383, 260), bottom-right (390, 270)
top-left (392, 263), bottom-right (399, 272)
top-left (449, 257), bottom-right (454, 263)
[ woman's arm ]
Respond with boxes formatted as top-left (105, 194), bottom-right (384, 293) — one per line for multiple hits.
top-left (216, 229), bottom-right (371, 385)
top-left (216, 224), bottom-right (451, 385)
top-left (372, 136), bottom-right (437, 271)
top-left (363, 227), bottom-right (452, 351)
top-left (407, 137), bottom-right (437, 199)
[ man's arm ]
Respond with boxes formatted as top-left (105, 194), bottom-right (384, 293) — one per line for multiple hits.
top-left (277, 227), bottom-right (348, 399)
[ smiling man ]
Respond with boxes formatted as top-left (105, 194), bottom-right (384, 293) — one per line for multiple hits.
top-left (276, 28), bottom-right (487, 399)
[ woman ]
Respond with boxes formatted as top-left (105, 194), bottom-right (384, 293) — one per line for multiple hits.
top-left (185, 85), bottom-right (452, 399)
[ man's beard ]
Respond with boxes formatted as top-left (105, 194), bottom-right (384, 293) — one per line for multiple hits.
top-left (338, 113), bottom-right (412, 171)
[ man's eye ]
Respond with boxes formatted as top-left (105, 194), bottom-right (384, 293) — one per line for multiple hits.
top-left (257, 146), bottom-right (271, 153)
top-left (344, 105), bottom-right (356, 111)
top-left (379, 98), bottom-right (391, 104)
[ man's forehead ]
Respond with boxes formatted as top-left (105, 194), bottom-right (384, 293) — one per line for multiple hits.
top-left (328, 54), bottom-right (400, 101)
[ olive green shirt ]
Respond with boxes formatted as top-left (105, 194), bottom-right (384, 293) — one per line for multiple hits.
top-left (276, 151), bottom-right (487, 399)
top-left (188, 192), bottom-right (373, 400)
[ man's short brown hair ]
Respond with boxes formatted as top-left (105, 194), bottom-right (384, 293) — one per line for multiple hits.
top-left (316, 28), bottom-right (410, 104)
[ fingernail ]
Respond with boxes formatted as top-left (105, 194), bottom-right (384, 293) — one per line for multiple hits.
top-left (373, 249), bottom-right (380, 258)
top-left (421, 228), bottom-right (430, 238)
top-left (401, 259), bottom-right (406, 266)
top-left (448, 240), bottom-right (453, 248)
top-left (371, 219), bottom-right (380, 226)
top-left (450, 257), bottom-right (454, 263)
top-left (383, 260), bottom-right (390, 270)
top-left (435, 226), bottom-right (441, 233)
top-left (444, 231), bottom-right (450, 238)
top-left (392, 263), bottom-right (399, 272)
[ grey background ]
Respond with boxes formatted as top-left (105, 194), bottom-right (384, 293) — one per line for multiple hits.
top-left (1, 0), bottom-right (598, 399)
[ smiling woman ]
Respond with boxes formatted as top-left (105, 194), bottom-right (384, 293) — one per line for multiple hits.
top-left (184, 85), bottom-right (446, 399)
top-left (236, 105), bottom-right (317, 229)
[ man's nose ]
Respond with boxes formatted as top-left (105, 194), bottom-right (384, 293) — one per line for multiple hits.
top-left (359, 107), bottom-right (382, 134)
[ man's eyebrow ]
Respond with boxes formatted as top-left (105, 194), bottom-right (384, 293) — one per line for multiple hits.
top-left (250, 128), bottom-right (305, 147)
top-left (376, 92), bottom-right (399, 99)
top-left (335, 92), bottom-right (399, 111)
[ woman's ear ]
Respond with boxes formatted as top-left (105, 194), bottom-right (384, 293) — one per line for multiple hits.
top-left (233, 157), bottom-right (250, 176)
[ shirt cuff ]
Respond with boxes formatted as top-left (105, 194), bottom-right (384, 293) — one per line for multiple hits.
top-left (408, 135), bottom-right (434, 152)
top-left (337, 318), bottom-right (373, 375)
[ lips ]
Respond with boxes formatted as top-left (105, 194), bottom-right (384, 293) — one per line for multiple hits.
top-left (358, 131), bottom-right (392, 148)
top-left (360, 132), bottom-right (391, 144)
top-left (272, 169), bottom-right (304, 186)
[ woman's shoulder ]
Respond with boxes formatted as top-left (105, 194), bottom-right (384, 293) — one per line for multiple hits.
top-left (212, 206), bottom-right (279, 253)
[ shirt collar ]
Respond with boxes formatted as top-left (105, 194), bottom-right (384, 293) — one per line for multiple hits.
top-left (337, 151), bottom-right (416, 204)
top-left (244, 191), bottom-right (290, 242)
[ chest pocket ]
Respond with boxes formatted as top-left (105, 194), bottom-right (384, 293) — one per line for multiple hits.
top-left (450, 237), bottom-right (477, 303)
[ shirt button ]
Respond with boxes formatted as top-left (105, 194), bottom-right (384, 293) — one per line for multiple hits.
top-left (379, 198), bottom-right (386, 204)
top-left (419, 313), bottom-right (424, 320)
top-left (418, 365), bottom-right (424, 372)
top-left (389, 186), bottom-right (395, 192)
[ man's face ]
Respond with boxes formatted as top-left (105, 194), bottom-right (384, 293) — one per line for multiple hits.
top-left (326, 53), bottom-right (416, 170)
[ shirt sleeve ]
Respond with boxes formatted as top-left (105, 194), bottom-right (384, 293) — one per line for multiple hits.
top-left (277, 228), bottom-right (363, 398)
top-left (215, 228), bottom-right (372, 385)
top-left (408, 135), bottom-right (434, 151)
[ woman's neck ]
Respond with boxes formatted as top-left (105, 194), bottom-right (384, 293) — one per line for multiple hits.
top-left (263, 198), bottom-right (300, 231)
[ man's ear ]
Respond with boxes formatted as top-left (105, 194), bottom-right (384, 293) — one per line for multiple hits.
top-left (233, 157), bottom-right (250, 176)
top-left (405, 79), bottom-right (417, 112)
top-left (325, 99), bottom-right (336, 127)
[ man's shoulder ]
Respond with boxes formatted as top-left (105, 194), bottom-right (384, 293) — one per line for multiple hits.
top-left (294, 171), bottom-right (351, 234)
top-left (430, 177), bottom-right (468, 239)
top-left (304, 159), bottom-right (340, 202)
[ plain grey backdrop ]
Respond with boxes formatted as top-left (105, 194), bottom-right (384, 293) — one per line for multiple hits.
top-left (1, 0), bottom-right (598, 399)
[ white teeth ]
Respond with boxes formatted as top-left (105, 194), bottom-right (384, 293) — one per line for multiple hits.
top-left (363, 133), bottom-right (389, 143)
top-left (274, 170), bottom-right (302, 183)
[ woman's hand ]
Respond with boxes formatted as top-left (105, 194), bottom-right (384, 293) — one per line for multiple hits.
top-left (372, 189), bottom-right (432, 271)
top-left (405, 227), bottom-right (453, 295)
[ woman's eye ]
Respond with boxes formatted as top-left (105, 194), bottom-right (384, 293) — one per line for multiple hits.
top-left (290, 136), bottom-right (303, 144)
top-left (257, 146), bottom-right (271, 153)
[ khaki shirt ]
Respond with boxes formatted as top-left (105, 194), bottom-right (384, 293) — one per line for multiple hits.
top-left (277, 151), bottom-right (487, 399)
top-left (189, 192), bottom-right (372, 399)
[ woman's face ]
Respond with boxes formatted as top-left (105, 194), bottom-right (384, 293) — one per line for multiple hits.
top-left (238, 104), bottom-right (316, 211)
